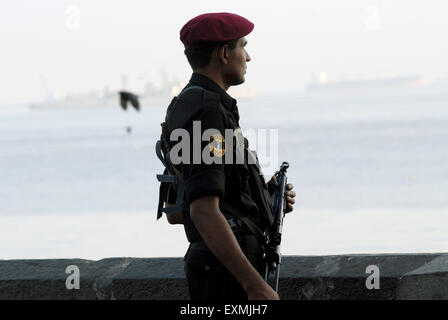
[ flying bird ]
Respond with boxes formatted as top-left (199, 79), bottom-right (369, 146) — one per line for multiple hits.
top-left (119, 91), bottom-right (140, 112)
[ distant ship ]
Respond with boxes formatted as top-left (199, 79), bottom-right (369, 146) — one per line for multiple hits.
top-left (29, 73), bottom-right (183, 111)
top-left (29, 86), bottom-right (181, 110)
top-left (29, 92), bottom-right (171, 110)
top-left (306, 75), bottom-right (424, 93)
top-left (30, 83), bottom-right (258, 110)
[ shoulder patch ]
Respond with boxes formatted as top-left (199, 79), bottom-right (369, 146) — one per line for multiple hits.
top-left (209, 133), bottom-right (226, 157)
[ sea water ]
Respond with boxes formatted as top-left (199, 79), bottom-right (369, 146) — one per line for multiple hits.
top-left (0, 89), bottom-right (447, 259)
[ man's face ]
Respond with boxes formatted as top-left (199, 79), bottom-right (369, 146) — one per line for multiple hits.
top-left (223, 37), bottom-right (251, 86)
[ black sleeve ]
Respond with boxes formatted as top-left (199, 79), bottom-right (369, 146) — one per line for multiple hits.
top-left (181, 102), bottom-right (228, 203)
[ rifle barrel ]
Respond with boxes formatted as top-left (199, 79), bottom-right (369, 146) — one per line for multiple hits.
top-left (264, 161), bottom-right (289, 293)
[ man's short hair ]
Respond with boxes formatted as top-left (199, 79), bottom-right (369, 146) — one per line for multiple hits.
top-left (184, 39), bottom-right (239, 70)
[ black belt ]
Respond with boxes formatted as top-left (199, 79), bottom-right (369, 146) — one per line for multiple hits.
top-left (188, 235), bottom-right (264, 274)
top-left (190, 234), bottom-right (261, 255)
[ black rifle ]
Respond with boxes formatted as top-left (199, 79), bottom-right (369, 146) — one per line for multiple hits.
top-left (264, 161), bottom-right (289, 292)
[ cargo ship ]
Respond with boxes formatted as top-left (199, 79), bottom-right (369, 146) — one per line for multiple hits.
top-left (306, 74), bottom-right (424, 93)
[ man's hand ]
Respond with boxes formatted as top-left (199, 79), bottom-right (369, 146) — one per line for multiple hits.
top-left (285, 183), bottom-right (296, 213)
top-left (268, 176), bottom-right (296, 214)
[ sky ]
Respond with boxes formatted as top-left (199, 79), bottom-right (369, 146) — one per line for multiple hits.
top-left (1, 0), bottom-right (447, 105)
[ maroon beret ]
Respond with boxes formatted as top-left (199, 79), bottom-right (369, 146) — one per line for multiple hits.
top-left (180, 12), bottom-right (254, 47)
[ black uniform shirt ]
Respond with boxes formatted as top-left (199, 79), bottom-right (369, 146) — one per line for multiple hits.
top-left (163, 72), bottom-right (274, 241)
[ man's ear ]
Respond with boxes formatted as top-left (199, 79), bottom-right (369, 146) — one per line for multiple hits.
top-left (218, 44), bottom-right (229, 65)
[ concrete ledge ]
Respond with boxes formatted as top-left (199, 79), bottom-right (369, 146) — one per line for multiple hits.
top-left (1, 254), bottom-right (447, 299)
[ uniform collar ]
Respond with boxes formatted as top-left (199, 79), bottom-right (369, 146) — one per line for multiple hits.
top-left (189, 72), bottom-right (239, 122)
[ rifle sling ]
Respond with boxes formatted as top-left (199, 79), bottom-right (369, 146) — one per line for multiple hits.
top-left (219, 201), bottom-right (269, 246)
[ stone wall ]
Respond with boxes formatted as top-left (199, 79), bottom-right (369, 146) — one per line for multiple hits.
top-left (1, 254), bottom-right (447, 299)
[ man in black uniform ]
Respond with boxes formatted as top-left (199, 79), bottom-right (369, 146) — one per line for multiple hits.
top-left (160, 12), bottom-right (296, 300)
